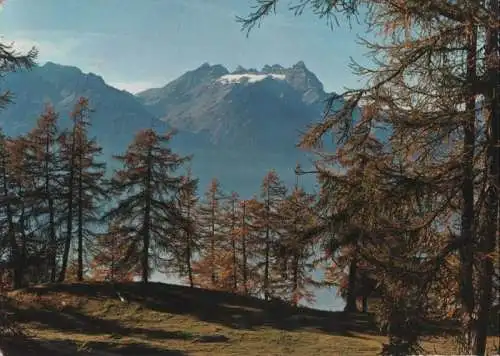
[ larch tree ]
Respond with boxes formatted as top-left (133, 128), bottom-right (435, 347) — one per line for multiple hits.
top-left (171, 169), bottom-right (199, 287)
top-left (73, 120), bottom-right (106, 281)
top-left (194, 178), bottom-right (228, 289)
top-left (242, 197), bottom-right (268, 296)
top-left (58, 97), bottom-right (106, 281)
top-left (258, 170), bottom-right (287, 301)
top-left (5, 136), bottom-right (38, 289)
top-left (240, 1), bottom-right (499, 354)
top-left (236, 199), bottom-right (251, 294)
top-left (0, 41), bottom-right (37, 110)
top-left (276, 184), bottom-right (317, 306)
top-left (222, 191), bottom-right (240, 293)
top-left (105, 128), bottom-right (188, 283)
top-left (58, 98), bottom-right (82, 282)
top-left (89, 222), bottom-right (141, 282)
top-left (24, 105), bottom-right (63, 282)
top-left (0, 36), bottom-right (37, 339)
top-left (0, 132), bottom-right (21, 288)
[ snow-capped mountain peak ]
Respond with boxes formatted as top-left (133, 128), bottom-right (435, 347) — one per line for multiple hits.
top-left (217, 73), bottom-right (286, 85)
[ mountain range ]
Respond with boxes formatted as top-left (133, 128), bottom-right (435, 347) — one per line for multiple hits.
top-left (0, 60), bottom-right (335, 196)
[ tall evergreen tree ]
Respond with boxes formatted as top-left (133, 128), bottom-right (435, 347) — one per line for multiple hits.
top-left (277, 185), bottom-right (317, 306)
top-left (5, 136), bottom-right (38, 288)
top-left (105, 129), bottom-right (188, 283)
top-left (243, 197), bottom-right (268, 296)
top-left (172, 169), bottom-right (199, 287)
top-left (89, 222), bottom-right (141, 282)
top-left (226, 192), bottom-right (239, 293)
top-left (24, 105), bottom-right (63, 282)
top-left (58, 97), bottom-right (106, 281)
top-left (258, 170), bottom-right (287, 301)
top-left (194, 178), bottom-right (228, 289)
top-left (0, 132), bottom-right (21, 288)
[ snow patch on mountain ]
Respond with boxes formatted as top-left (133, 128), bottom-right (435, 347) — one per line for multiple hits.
top-left (217, 73), bottom-right (286, 84)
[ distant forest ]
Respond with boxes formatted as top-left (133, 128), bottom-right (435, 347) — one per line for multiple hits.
top-left (0, 98), bottom-right (357, 310)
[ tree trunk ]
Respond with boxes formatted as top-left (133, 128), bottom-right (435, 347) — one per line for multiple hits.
top-left (142, 148), bottom-right (152, 284)
top-left (59, 128), bottom-right (77, 283)
top-left (362, 296), bottom-right (368, 313)
top-left (231, 198), bottom-right (238, 292)
top-left (473, 5), bottom-right (499, 353)
top-left (241, 202), bottom-right (248, 294)
top-left (186, 198), bottom-right (193, 288)
top-left (187, 235), bottom-right (193, 287)
top-left (45, 135), bottom-right (57, 283)
top-left (2, 164), bottom-right (20, 289)
top-left (10, 194), bottom-right (30, 288)
top-left (459, 21), bottom-right (477, 353)
top-left (292, 253), bottom-right (299, 306)
top-left (210, 197), bottom-right (216, 287)
top-left (110, 233), bottom-right (116, 282)
top-left (344, 253), bottom-right (358, 313)
top-left (264, 188), bottom-right (271, 301)
top-left (47, 195), bottom-right (56, 282)
top-left (77, 151), bottom-right (84, 281)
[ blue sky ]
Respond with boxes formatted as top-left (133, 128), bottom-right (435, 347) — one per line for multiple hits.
top-left (0, 0), bottom-right (369, 94)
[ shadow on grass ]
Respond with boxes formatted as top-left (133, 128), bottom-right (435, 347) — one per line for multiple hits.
top-left (13, 304), bottom-right (196, 342)
top-left (5, 337), bottom-right (187, 355)
top-left (11, 282), bottom-right (380, 338)
top-left (51, 338), bottom-right (187, 355)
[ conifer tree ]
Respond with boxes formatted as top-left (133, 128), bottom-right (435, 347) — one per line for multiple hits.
top-left (194, 178), bottom-right (228, 289)
top-left (172, 169), bottom-right (199, 287)
top-left (207, 191), bottom-right (242, 292)
top-left (24, 105), bottom-right (63, 282)
top-left (277, 185), bottom-right (317, 306)
top-left (89, 222), bottom-right (141, 282)
top-left (0, 37), bottom-right (37, 339)
top-left (242, 197), bottom-right (267, 296)
top-left (257, 170), bottom-right (287, 301)
top-left (0, 132), bottom-right (21, 288)
top-left (5, 136), bottom-right (37, 288)
top-left (58, 97), bottom-right (106, 281)
top-left (237, 199), bottom-right (251, 294)
top-left (58, 99), bottom-right (81, 282)
top-left (241, 1), bottom-right (499, 353)
top-left (226, 192), bottom-right (239, 292)
top-left (73, 122), bottom-right (106, 281)
top-left (0, 42), bottom-right (37, 110)
top-left (105, 129), bottom-right (188, 283)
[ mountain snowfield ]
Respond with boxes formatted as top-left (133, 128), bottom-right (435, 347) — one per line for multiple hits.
top-left (217, 73), bottom-right (287, 84)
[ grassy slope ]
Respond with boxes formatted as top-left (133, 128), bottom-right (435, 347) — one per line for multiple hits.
top-left (3, 282), bottom-right (498, 355)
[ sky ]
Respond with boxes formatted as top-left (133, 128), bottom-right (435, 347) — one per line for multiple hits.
top-left (0, 0), bottom-right (371, 94)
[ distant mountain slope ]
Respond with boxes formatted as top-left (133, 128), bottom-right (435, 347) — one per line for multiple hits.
top-left (0, 62), bottom-right (168, 156)
top-left (136, 61), bottom-right (329, 150)
top-left (0, 61), bottom-right (332, 196)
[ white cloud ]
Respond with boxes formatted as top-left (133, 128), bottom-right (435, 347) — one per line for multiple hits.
top-left (2, 29), bottom-right (114, 64)
top-left (2, 31), bottom-right (160, 94)
top-left (4, 36), bottom-right (81, 63)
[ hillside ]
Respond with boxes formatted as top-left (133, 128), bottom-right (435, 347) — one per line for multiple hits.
top-left (0, 62), bottom-right (168, 156)
top-left (3, 282), bottom-right (496, 355)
